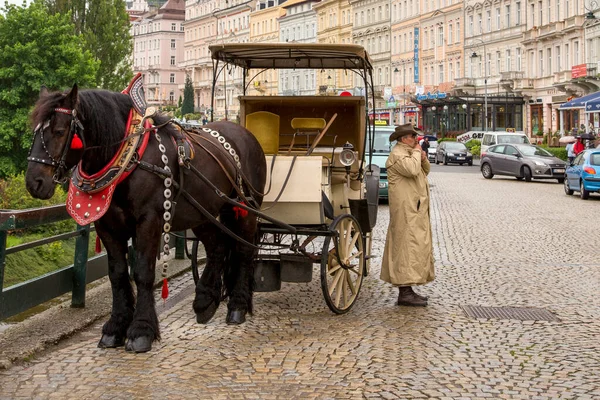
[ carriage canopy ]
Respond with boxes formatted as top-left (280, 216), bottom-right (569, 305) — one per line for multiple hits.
top-left (209, 43), bottom-right (373, 71)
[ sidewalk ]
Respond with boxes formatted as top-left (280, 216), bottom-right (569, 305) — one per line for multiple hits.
top-left (0, 249), bottom-right (202, 369)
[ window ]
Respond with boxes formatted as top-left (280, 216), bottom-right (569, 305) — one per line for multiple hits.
top-left (566, 0), bottom-right (570, 18)
top-left (438, 63), bottom-right (444, 84)
top-left (171, 39), bottom-right (176, 49)
top-left (538, 1), bottom-right (542, 26)
top-left (456, 23), bottom-right (460, 43)
top-left (169, 91), bottom-right (174, 102)
top-left (516, 48), bottom-right (522, 71)
top-left (539, 50), bottom-right (544, 76)
top-left (486, 11), bottom-right (491, 32)
top-left (449, 24), bottom-right (453, 43)
top-left (469, 15), bottom-right (474, 35)
top-left (505, 5), bottom-right (510, 28)
top-left (456, 61), bottom-right (460, 78)
top-left (565, 43), bottom-right (570, 67)
top-left (449, 63), bottom-right (454, 81)
top-left (574, 41), bottom-right (579, 64)
top-left (547, 0), bottom-right (551, 23)
top-left (438, 26), bottom-right (443, 45)
top-left (496, 8), bottom-right (500, 30)
top-left (170, 56), bottom-right (175, 66)
top-left (170, 73), bottom-right (175, 83)
top-left (516, 2), bottom-right (521, 25)
top-left (556, 46), bottom-right (561, 72)
top-left (496, 51), bottom-right (501, 73)
top-left (506, 49), bottom-right (511, 71)
top-left (478, 13), bottom-right (482, 33)
top-left (171, 23), bottom-right (176, 31)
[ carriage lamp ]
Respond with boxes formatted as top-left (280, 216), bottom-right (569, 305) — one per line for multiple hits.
top-left (339, 142), bottom-right (356, 167)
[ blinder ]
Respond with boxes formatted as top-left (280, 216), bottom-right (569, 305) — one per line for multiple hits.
top-left (27, 107), bottom-right (85, 184)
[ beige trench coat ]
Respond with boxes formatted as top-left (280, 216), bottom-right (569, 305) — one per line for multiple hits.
top-left (380, 142), bottom-right (435, 286)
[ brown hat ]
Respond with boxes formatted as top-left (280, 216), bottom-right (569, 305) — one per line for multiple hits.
top-left (389, 123), bottom-right (422, 142)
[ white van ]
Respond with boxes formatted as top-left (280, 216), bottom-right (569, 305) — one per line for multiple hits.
top-left (480, 132), bottom-right (530, 154)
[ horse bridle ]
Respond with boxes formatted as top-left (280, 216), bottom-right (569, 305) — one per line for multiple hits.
top-left (27, 107), bottom-right (84, 184)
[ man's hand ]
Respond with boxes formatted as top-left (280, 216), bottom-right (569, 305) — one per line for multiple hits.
top-left (421, 150), bottom-right (427, 161)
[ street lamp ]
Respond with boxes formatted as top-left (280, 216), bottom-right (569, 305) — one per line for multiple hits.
top-left (443, 105), bottom-right (449, 138)
top-left (470, 39), bottom-right (488, 132)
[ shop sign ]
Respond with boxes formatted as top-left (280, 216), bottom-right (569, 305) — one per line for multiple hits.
top-left (413, 28), bottom-right (419, 83)
top-left (572, 64), bottom-right (587, 79)
top-left (369, 110), bottom-right (390, 126)
top-left (416, 92), bottom-right (447, 101)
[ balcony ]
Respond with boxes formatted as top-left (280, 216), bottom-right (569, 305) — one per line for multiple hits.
top-left (455, 78), bottom-right (475, 87)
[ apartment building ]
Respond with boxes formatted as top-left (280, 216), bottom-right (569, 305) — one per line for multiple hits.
top-left (349, 0), bottom-right (390, 110)
top-left (132, 0), bottom-right (185, 107)
top-left (315, 0), bottom-right (353, 95)
top-left (279, 0), bottom-right (320, 96)
top-left (249, 0), bottom-right (288, 97)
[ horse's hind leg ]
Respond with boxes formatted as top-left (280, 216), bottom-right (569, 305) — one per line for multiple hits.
top-left (95, 221), bottom-right (134, 349)
top-left (192, 224), bottom-right (227, 324)
top-left (223, 210), bottom-right (259, 325)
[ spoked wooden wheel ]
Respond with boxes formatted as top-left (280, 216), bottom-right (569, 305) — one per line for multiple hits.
top-left (321, 214), bottom-right (365, 314)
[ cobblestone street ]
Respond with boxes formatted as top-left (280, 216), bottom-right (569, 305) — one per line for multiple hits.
top-left (1, 165), bottom-right (599, 399)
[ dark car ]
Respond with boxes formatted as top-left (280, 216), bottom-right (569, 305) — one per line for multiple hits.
top-left (564, 149), bottom-right (600, 199)
top-left (435, 141), bottom-right (473, 165)
top-left (480, 144), bottom-right (566, 183)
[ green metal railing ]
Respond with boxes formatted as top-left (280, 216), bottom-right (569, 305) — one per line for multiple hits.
top-left (0, 205), bottom-right (186, 321)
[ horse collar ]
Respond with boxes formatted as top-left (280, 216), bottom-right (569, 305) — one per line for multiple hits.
top-left (66, 109), bottom-right (152, 225)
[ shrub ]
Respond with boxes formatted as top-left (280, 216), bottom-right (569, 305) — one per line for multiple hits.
top-left (470, 144), bottom-right (481, 157)
top-left (539, 146), bottom-right (567, 161)
top-left (465, 139), bottom-right (481, 150)
top-left (437, 138), bottom-right (457, 143)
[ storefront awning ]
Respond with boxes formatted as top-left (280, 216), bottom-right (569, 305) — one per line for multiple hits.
top-left (559, 91), bottom-right (600, 110)
top-left (585, 97), bottom-right (600, 113)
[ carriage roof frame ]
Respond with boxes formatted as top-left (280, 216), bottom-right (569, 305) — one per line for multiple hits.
top-left (208, 42), bottom-right (378, 167)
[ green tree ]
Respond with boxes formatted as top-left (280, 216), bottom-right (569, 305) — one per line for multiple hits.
top-left (0, 1), bottom-right (99, 178)
top-left (181, 74), bottom-right (195, 116)
top-left (45, 0), bottom-right (133, 91)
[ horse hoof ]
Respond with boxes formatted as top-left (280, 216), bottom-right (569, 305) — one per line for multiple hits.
top-left (226, 309), bottom-right (246, 325)
top-left (195, 301), bottom-right (218, 324)
top-left (125, 336), bottom-right (152, 353)
top-left (98, 334), bottom-right (125, 348)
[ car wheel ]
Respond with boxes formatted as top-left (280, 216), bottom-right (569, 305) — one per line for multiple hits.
top-left (580, 181), bottom-right (590, 200)
top-left (459, 163), bottom-right (464, 165)
top-left (443, 156), bottom-right (448, 165)
top-left (516, 176), bottom-right (523, 181)
top-left (564, 177), bottom-right (573, 195)
top-left (557, 178), bottom-right (564, 184)
top-left (522, 166), bottom-right (532, 182)
top-left (481, 163), bottom-right (494, 179)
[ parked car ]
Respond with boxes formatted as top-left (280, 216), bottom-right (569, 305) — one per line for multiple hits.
top-left (435, 141), bottom-right (473, 165)
top-left (480, 144), bottom-right (566, 182)
top-left (564, 149), bottom-right (600, 199)
top-left (427, 140), bottom-right (438, 162)
top-left (368, 125), bottom-right (396, 201)
top-left (480, 132), bottom-right (531, 154)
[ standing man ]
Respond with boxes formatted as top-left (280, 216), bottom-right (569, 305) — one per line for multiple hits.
top-left (421, 137), bottom-right (430, 155)
top-left (381, 124), bottom-right (435, 306)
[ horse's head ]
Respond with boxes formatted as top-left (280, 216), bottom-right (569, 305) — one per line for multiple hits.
top-left (26, 85), bottom-right (85, 199)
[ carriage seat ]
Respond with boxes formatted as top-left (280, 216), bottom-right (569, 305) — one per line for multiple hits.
top-left (284, 118), bottom-right (327, 155)
top-left (245, 111), bottom-right (280, 154)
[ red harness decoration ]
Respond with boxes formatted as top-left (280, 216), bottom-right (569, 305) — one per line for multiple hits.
top-left (66, 110), bottom-right (152, 225)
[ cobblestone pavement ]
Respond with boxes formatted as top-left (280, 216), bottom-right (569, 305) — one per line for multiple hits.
top-left (1, 165), bottom-right (599, 399)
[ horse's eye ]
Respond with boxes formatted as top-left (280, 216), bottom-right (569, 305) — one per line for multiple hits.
top-left (54, 128), bottom-right (67, 137)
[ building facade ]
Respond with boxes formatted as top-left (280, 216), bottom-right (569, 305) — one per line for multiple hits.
top-left (132, 0), bottom-right (186, 107)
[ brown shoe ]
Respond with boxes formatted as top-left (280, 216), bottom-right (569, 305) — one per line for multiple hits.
top-left (397, 287), bottom-right (427, 307)
top-left (411, 287), bottom-right (428, 301)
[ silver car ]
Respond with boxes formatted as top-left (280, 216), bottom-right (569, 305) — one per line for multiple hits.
top-left (480, 144), bottom-right (566, 183)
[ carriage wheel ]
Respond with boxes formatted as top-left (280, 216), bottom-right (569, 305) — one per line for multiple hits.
top-left (320, 214), bottom-right (365, 314)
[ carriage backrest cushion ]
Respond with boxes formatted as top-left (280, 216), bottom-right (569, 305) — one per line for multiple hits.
top-left (245, 111), bottom-right (280, 154)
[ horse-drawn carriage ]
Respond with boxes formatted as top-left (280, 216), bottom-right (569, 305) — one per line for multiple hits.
top-left (24, 43), bottom-right (379, 352)
top-left (190, 43), bottom-right (380, 314)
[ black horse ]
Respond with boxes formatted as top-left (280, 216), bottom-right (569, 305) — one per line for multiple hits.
top-left (25, 85), bottom-right (266, 352)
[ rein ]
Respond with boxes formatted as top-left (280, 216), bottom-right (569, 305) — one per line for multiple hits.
top-left (27, 107), bottom-right (84, 184)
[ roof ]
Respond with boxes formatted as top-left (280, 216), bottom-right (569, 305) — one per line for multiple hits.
top-left (559, 91), bottom-right (600, 110)
top-left (209, 43), bottom-right (373, 71)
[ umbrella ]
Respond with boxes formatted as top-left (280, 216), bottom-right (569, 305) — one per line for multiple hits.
top-left (559, 135), bottom-right (576, 143)
top-left (577, 133), bottom-right (596, 140)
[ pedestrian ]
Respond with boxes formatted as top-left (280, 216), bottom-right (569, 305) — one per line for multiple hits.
top-left (565, 141), bottom-right (575, 164)
top-left (381, 123), bottom-right (435, 307)
top-left (421, 137), bottom-right (430, 154)
top-left (574, 137), bottom-right (585, 155)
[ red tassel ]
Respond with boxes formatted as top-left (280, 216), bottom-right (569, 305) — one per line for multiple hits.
top-left (161, 278), bottom-right (169, 301)
top-left (95, 236), bottom-right (102, 253)
top-left (71, 133), bottom-right (83, 150)
top-left (233, 203), bottom-right (248, 220)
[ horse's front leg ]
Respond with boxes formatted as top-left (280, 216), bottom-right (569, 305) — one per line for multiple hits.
top-left (125, 216), bottom-right (162, 353)
top-left (95, 220), bottom-right (134, 349)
